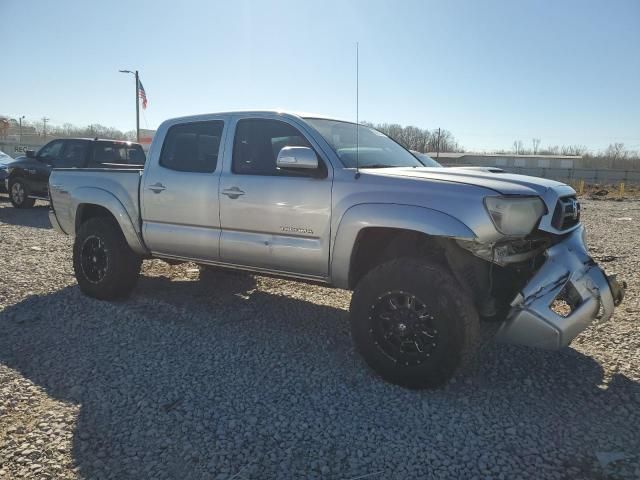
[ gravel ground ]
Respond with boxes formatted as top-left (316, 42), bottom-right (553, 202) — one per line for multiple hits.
top-left (0, 197), bottom-right (638, 479)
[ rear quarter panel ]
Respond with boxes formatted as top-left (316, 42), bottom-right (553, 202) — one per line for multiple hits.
top-left (49, 169), bottom-right (145, 253)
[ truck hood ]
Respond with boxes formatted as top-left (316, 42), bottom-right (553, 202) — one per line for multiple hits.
top-left (361, 166), bottom-right (568, 196)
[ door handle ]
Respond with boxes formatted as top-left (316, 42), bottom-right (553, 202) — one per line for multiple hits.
top-left (222, 187), bottom-right (245, 199)
top-left (148, 182), bottom-right (166, 193)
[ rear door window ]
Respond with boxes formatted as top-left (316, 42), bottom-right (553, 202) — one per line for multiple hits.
top-left (159, 121), bottom-right (224, 173)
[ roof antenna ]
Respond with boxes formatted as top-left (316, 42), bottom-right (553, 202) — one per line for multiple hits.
top-left (355, 42), bottom-right (360, 179)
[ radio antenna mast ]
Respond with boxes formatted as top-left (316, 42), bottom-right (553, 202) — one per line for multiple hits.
top-left (355, 42), bottom-right (360, 179)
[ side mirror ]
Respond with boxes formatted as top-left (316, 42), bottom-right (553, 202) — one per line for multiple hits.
top-left (26, 150), bottom-right (36, 159)
top-left (276, 146), bottom-right (319, 171)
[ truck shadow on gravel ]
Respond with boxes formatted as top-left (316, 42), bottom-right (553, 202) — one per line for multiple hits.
top-left (1, 268), bottom-right (638, 479)
top-left (0, 198), bottom-right (51, 230)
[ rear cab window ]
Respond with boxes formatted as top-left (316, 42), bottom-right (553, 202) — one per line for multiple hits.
top-left (89, 141), bottom-right (146, 167)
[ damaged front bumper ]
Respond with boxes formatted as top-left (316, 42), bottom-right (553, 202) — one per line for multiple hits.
top-left (496, 225), bottom-right (625, 349)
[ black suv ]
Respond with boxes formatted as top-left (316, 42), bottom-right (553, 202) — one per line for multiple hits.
top-left (5, 138), bottom-right (145, 208)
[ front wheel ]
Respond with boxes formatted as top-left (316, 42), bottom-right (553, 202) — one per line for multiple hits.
top-left (350, 258), bottom-right (479, 389)
top-left (9, 179), bottom-right (36, 208)
top-left (73, 217), bottom-right (142, 300)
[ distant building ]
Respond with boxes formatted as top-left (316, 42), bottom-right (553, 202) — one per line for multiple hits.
top-left (429, 152), bottom-right (582, 169)
top-left (0, 115), bottom-right (39, 142)
top-left (138, 129), bottom-right (156, 150)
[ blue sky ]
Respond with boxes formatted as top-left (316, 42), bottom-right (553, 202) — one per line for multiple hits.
top-left (2, 0), bottom-right (639, 152)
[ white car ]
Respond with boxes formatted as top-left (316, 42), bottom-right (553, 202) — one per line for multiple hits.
top-left (0, 150), bottom-right (16, 193)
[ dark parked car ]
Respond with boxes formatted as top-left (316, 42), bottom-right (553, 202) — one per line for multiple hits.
top-left (5, 138), bottom-right (145, 208)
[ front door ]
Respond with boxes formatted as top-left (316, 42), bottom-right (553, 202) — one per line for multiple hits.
top-left (219, 117), bottom-right (332, 278)
top-left (141, 119), bottom-right (227, 261)
top-left (31, 140), bottom-right (64, 195)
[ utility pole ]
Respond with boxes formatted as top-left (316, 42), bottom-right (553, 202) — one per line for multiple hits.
top-left (436, 128), bottom-right (441, 160)
top-left (119, 69), bottom-right (140, 142)
top-left (42, 117), bottom-right (49, 139)
top-left (19, 115), bottom-right (25, 143)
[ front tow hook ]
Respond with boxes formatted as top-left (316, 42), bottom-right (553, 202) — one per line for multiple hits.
top-left (607, 274), bottom-right (626, 306)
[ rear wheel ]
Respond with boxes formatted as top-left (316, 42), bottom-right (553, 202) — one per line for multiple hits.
top-left (9, 179), bottom-right (36, 208)
top-left (350, 258), bottom-right (479, 389)
top-left (73, 217), bottom-right (142, 300)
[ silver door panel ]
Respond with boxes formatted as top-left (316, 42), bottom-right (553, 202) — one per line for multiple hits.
top-left (219, 176), bottom-right (331, 276)
top-left (141, 115), bottom-right (229, 261)
top-left (220, 229), bottom-right (325, 274)
top-left (143, 222), bottom-right (220, 260)
top-left (219, 115), bottom-right (333, 277)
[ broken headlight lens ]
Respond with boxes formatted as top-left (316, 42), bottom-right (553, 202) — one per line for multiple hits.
top-left (484, 196), bottom-right (546, 236)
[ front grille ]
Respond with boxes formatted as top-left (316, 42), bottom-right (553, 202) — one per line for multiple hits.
top-left (552, 196), bottom-right (580, 230)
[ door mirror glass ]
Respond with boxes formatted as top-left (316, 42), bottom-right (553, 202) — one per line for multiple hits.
top-left (276, 146), bottom-right (319, 171)
top-left (26, 150), bottom-right (36, 159)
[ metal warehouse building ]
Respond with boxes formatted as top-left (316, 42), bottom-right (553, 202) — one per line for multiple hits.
top-left (430, 152), bottom-right (581, 169)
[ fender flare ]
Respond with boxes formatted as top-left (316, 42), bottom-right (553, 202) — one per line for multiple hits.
top-left (71, 187), bottom-right (148, 255)
top-left (330, 203), bottom-right (476, 289)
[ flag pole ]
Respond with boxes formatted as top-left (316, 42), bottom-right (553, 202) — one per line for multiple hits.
top-left (135, 70), bottom-right (140, 142)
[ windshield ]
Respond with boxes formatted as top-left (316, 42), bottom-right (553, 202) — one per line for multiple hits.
top-left (411, 151), bottom-right (442, 167)
top-left (304, 118), bottom-right (423, 168)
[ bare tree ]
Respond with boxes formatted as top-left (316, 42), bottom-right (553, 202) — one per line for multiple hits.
top-left (532, 138), bottom-right (541, 155)
top-left (11, 117), bottom-right (136, 143)
top-left (513, 140), bottom-right (523, 154)
top-left (561, 144), bottom-right (588, 156)
top-left (366, 122), bottom-right (460, 153)
top-left (605, 142), bottom-right (628, 169)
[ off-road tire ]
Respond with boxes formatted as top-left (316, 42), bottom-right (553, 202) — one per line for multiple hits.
top-left (9, 178), bottom-right (36, 208)
top-left (73, 217), bottom-right (142, 300)
top-left (350, 258), bottom-right (480, 389)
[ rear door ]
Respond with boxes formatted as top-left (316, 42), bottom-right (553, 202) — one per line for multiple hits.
top-left (219, 116), bottom-right (332, 277)
top-left (141, 118), bottom-right (227, 260)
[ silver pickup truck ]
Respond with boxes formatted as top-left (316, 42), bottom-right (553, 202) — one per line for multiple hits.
top-left (49, 111), bottom-right (625, 389)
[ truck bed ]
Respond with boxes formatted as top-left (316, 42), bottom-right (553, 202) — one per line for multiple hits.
top-left (49, 168), bottom-right (143, 237)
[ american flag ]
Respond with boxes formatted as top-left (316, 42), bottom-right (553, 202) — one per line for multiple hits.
top-left (137, 79), bottom-right (148, 110)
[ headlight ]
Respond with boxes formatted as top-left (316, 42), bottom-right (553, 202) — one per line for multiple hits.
top-left (484, 196), bottom-right (546, 236)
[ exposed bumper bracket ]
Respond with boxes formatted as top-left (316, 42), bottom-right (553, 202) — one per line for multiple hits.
top-left (496, 226), bottom-right (624, 350)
